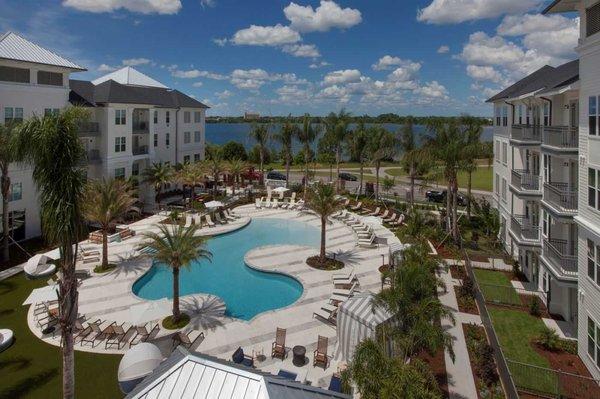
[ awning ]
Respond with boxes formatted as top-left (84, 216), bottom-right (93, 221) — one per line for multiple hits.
top-left (22, 285), bottom-right (58, 305)
top-left (118, 343), bottom-right (163, 383)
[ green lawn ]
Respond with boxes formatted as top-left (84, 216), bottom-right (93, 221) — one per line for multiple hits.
top-left (473, 269), bottom-right (521, 306)
top-left (384, 166), bottom-right (493, 192)
top-left (0, 274), bottom-right (122, 399)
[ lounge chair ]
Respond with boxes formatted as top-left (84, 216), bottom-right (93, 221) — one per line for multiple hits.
top-left (332, 269), bottom-right (354, 282)
top-left (105, 323), bottom-right (134, 349)
top-left (271, 327), bottom-right (287, 360)
top-left (223, 211), bottom-right (236, 222)
top-left (280, 199), bottom-right (290, 209)
top-left (287, 199), bottom-right (296, 209)
top-left (358, 235), bottom-right (376, 247)
top-left (81, 321), bottom-right (115, 347)
top-left (129, 323), bottom-right (160, 347)
top-left (313, 306), bottom-right (337, 325)
top-left (255, 198), bottom-right (262, 209)
top-left (333, 282), bottom-right (358, 297)
top-left (341, 198), bottom-right (350, 208)
top-left (384, 213), bottom-right (397, 224)
top-left (380, 210), bottom-right (389, 219)
top-left (232, 346), bottom-right (254, 367)
top-left (329, 294), bottom-right (349, 304)
top-left (205, 214), bottom-right (216, 228)
top-left (172, 330), bottom-right (204, 350)
top-left (332, 209), bottom-right (345, 219)
top-left (313, 336), bottom-right (329, 369)
top-left (366, 207), bottom-right (381, 216)
top-left (265, 196), bottom-right (272, 208)
top-left (350, 202), bottom-right (362, 212)
top-left (214, 213), bottom-right (227, 225)
top-left (389, 214), bottom-right (405, 227)
top-left (226, 209), bottom-right (240, 219)
top-left (272, 198), bottom-right (279, 208)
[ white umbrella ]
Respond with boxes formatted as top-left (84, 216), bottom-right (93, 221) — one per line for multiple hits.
top-left (22, 285), bottom-right (58, 305)
top-left (118, 343), bottom-right (163, 393)
top-left (272, 187), bottom-right (289, 193)
top-left (204, 200), bottom-right (224, 209)
top-left (128, 299), bottom-right (171, 325)
top-left (362, 216), bottom-right (382, 227)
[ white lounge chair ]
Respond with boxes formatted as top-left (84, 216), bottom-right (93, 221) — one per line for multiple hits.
top-left (358, 235), bottom-right (376, 247)
top-left (332, 269), bottom-right (354, 281)
top-left (350, 202), bottom-right (362, 212)
top-left (205, 214), bottom-right (216, 228)
top-left (225, 209), bottom-right (240, 220)
top-left (272, 199), bottom-right (279, 208)
top-left (390, 214), bottom-right (405, 227)
top-left (333, 282), bottom-right (358, 297)
top-left (367, 207), bottom-right (381, 216)
top-left (255, 199), bottom-right (262, 209)
top-left (384, 213), bottom-right (397, 224)
top-left (287, 198), bottom-right (296, 209)
top-left (380, 210), bottom-right (389, 219)
top-left (214, 213), bottom-right (227, 225)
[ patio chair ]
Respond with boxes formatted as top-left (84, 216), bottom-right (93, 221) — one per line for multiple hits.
top-left (384, 213), bottom-right (397, 224)
top-left (333, 281), bottom-right (358, 297)
top-left (232, 346), bottom-right (254, 368)
top-left (172, 330), bottom-right (205, 350)
top-left (329, 294), bottom-right (350, 304)
top-left (272, 198), bottom-right (279, 208)
top-left (341, 198), bottom-right (350, 208)
top-left (350, 202), bottom-right (362, 212)
top-left (332, 269), bottom-right (355, 283)
top-left (81, 321), bottom-right (116, 347)
top-left (129, 323), bottom-right (160, 348)
top-left (358, 234), bottom-right (376, 247)
top-left (287, 199), bottom-right (296, 209)
top-left (255, 198), bottom-right (262, 209)
top-left (225, 209), bottom-right (240, 219)
top-left (313, 306), bottom-right (337, 326)
top-left (223, 211), bottom-right (236, 222)
top-left (105, 323), bottom-right (134, 349)
top-left (313, 335), bottom-right (329, 369)
top-left (380, 210), bottom-right (389, 219)
top-left (205, 214), bottom-right (216, 228)
top-left (390, 214), bottom-right (405, 227)
top-left (366, 207), bottom-right (381, 216)
top-left (214, 213), bottom-right (227, 225)
top-left (271, 327), bottom-right (287, 360)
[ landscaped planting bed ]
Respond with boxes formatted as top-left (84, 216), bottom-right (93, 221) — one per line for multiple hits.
top-left (463, 323), bottom-right (504, 398)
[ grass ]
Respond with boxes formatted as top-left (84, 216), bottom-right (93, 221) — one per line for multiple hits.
top-left (93, 264), bottom-right (116, 274)
top-left (0, 274), bottom-right (121, 398)
top-left (384, 166), bottom-right (493, 192)
top-left (162, 313), bottom-right (190, 330)
top-left (473, 269), bottom-right (521, 306)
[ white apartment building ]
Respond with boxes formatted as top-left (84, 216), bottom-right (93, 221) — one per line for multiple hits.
top-left (0, 32), bottom-right (208, 244)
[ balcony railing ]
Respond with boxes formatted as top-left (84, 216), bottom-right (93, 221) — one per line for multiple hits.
top-left (511, 125), bottom-right (541, 143)
top-left (511, 169), bottom-right (541, 192)
top-left (511, 215), bottom-right (540, 242)
top-left (132, 145), bottom-right (149, 156)
top-left (77, 122), bottom-right (100, 136)
top-left (542, 126), bottom-right (578, 150)
top-left (543, 238), bottom-right (577, 277)
top-left (132, 121), bottom-right (149, 134)
top-left (80, 149), bottom-right (101, 165)
top-left (543, 182), bottom-right (578, 213)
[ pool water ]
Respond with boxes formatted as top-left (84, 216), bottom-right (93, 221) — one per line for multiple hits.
top-left (132, 218), bottom-right (320, 320)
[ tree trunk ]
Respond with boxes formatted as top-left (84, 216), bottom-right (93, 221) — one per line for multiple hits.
top-left (409, 162), bottom-right (415, 208)
top-left (102, 228), bottom-right (108, 269)
top-left (359, 162), bottom-right (364, 196)
top-left (58, 244), bottom-right (78, 399)
top-left (285, 154), bottom-right (290, 188)
top-left (446, 180), bottom-right (452, 234)
top-left (375, 162), bottom-right (380, 201)
top-left (1, 166), bottom-right (9, 262)
top-left (320, 216), bottom-right (326, 263)
top-left (156, 186), bottom-right (162, 211)
top-left (336, 147), bottom-right (341, 193)
top-left (467, 170), bottom-right (472, 219)
top-left (451, 179), bottom-right (459, 244)
top-left (172, 267), bottom-right (180, 322)
top-left (259, 150), bottom-right (264, 186)
top-left (304, 147), bottom-right (310, 199)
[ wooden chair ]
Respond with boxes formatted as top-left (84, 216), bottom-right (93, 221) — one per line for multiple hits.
top-left (313, 335), bottom-right (329, 369)
top-left (271, 328), bottom-right (286, 360)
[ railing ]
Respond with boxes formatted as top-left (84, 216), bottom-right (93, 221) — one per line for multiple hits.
top-left (81, 149), bottom-right (102, 165)
top-left (543, 182), bottom-right (577, 212)
top-left (132, 121), bottom-right (149, 134)
top-left (511, 124), bottom-right (541, 143)
top-left (511, 169), bottom-right (541, 192)
top-left (543, 238), bottom-right (578, 276)
top-left (511, 215), bottom-right (540, 241)
top-left (542, 126), bottom-right (578, 149)
top-left (132, 145), bottom-right (149, 156)
top-left (77, 122), bottom-right (100, 136)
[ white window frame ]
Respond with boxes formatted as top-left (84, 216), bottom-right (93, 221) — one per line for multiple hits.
top-left (588, 167), bottom-right (600, 211)
top-left (153, 133), bottom-right (158, 148)
top-left (114, 167), bottom-right (126, 180)
top-left (587, 315), bottom-right (600, 370)
top-left (501, 178), bottom-right (507, 202)
top-left (590, 96), bottom-right (598, 136)
top-left (194, 131), bottom-right (201, 143)
top-left (502, 143), bottom-right (507, 165)
top-left (184, 111), bottom-right (191, 123)
top-left (587, 239), bottom-right (600, 287)
top-left (115, 109), bottom-right (126, 125)
top-left (184, 131), bottom-right (191, 144)
top-left (8, 182), bottom-right (22, 202)
top-left (115, 137), bottom-right (126, 153)
top-left (153, 110), bottom-right (158, 124)
top-left (194, 153), bottom-right (201, 162)
top-left (165, 133), bottom-right (170, 147)
top-left (194, 111), bottom-right (201, 123)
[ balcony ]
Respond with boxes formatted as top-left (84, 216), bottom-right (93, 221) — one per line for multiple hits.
top-left (542, 126), bottom-right (578, 152)
top-left (510, 125), bottom-right (541, 145)
top-left (510, 215), bottom-right (540, 242)
top-left (132, 121), bottom-right (149, 135)
top-left (542, 238), bottom-right (577, 278)
top-left (543, 182), bottom-right (577, 214)
top-left (80, 149), bottom-right (102, 165)
top-left (132, 145), bottom-right (149, 156)
top-left (77, 122), bottom-right (100, 137)
top-left (511, 169), bottom-right (541, 195)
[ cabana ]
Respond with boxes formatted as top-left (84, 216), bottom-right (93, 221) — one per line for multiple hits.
top-left (118, 343), bottom-right (164, 394)
top-left (24, 254), bottom-right (57, 278)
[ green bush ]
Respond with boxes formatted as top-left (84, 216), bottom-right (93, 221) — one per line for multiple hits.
top-left (536, 326), bottom-right (561, 351)
top-left (529, 297), bottom-right (541, 317)
top-left (459, 275), bottom-right (476, 299)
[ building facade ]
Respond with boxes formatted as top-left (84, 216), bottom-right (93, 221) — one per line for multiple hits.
top-left (0, 32), bottom-right (207, 244)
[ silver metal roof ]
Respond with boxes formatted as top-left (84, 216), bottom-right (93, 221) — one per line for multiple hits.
top-left (0, 32), bottom-right (85, 71)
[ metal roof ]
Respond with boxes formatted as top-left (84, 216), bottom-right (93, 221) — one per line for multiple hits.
top-left (126, 348), bottom-right (351, 399)
top-left (92, 66), bottom-right (167, 88)
top-left (0, 32), bottom-right (85, 71)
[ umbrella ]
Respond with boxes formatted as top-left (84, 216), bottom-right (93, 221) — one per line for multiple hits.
top-left (362, 216), bottom-right (382, 227)
top-left (118, 343), bottom-right (163, 394)
top-left (22, 285), bottom-right (58, 305)
top-left (272, 187), bottom-right (289, 193)
top-left (204, 200), bottom-right (224, 209)
top-left (128, 299), bottom-right (171, 325)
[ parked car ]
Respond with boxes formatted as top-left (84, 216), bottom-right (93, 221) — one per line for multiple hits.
top-left (266, 171), bottom-right (287, 181)
top-left (241, 166), bottom-right (262, 182)
top-left (338, 172), bottom-right (358, 181)
top-left (425, 190), bottom-right (468, 206)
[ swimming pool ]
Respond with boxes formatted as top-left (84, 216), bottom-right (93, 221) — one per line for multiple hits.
top-left (132, 218), bottom-right (320, 320)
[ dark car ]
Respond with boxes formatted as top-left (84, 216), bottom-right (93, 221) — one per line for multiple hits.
top-left (266, 171), bottom-right (287, 181)
top-left (338, 172), bottom-right (358, 181)
top-left (425, 190), bottom-right (468, 206)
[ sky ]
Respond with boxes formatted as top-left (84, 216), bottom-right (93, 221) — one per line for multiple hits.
top-left (0, 1), bottom-right (580, 117)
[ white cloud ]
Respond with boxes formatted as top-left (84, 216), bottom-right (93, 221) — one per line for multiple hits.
top-left (122, 57), bottom-right (151, 66)
top-left (414, 81), bottom-right (449, 99)
top-left (213, 38), bottom-right (228, 46)
top-left (283, 1), bottom-right (362, 33)
top-left (316, 85), bottom-right (351, 103)
top-left (200, 0), bottom-right (215, 7)
top-left (276, 85), bottom-right (312, 104)
top-left (387, 61), bottom-right (422, 82)
top-left (282, 43), bottom-right (321, 58)
top-left (309, 61), bottom-right (331, 69)
top-left (98, 63), bottom-right (117, 72)
top-left (231, 24), bottom-right (301, 46)
top-left (372, 55), bottom-right (404, 71)
top-left (62, 0), bottom-right (182, 14)
top-left (171, 69), bottom-right (228, 80)
top-left (466, 65), bottom-right (504, 84)
top-left (229, 69), bottom-right (307, 90)
top-left (417, 0), bottom-right (540, 24)
top-left (192, 82), bottom-right (203, 87)
top-left (323, 69), bottom-right (362, 86)
top-left (215, 90), bottom-right (233, 99)
top-left (497, 14), bottom-right (574, 36)
top-left (437, 45), bottom-right (450, 54)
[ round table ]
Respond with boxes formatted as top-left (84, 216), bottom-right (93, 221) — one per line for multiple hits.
top-left (292, 345), bottom-right (306, 367)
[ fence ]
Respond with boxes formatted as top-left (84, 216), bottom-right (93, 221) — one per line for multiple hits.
top-left (478, 282), bottom-right (546, 310)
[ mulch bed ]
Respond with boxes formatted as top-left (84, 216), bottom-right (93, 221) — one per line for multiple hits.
top-left (454, 286), bottom-right (479, 315)
top-left (306, 256), bottom-right (344, 270)
top-left (449, 264), bottom-right (467, 280)
top-left (462, 324), bottom-right (504, 399)
top-left (417, 348), bottom-right (449, 398)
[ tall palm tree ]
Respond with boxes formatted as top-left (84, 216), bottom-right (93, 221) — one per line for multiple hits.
top-left (0, 122), bottom-right (18, 263)
top-left (205, 154), bottom-right (225, 196)
top-left (227, 158), bottom-right (247, 195)
top-left (367, 126), bottom-right (396, 202)
top-left (346, 121), bottom-right (368, 196)
top-left (305, 182), bottom-right (342, 265)
top-left (399, 116), bottom-right (428, 208)
top-left (15, 107), bottom-right (89, 399)
top-left (297, 114), bottom-right (319, 197)
top-left (176, 162), bottom-right (205, 206)
top-left (325, 109), bottom-right (351, 192)
top-left (82, 179), bottom-right (137, 270)
top-left (142, 163), bottom-right (173, 210)
top-left (460, 115), bottom-right (484, 219)
top-left (249, 123), bottom-right (270, 182)
top-left (273, 117), bottom-right (297, 186)
top-left (140, 224), bottom-right (212, 323)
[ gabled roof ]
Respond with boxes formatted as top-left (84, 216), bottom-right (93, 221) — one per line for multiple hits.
top-left (0, 32), bottom-right (85, 71)
top-left (69, 79), bottom-right (209, 109)
top-left (92, 66), bottom-right (167, 88)
top-left (543, 0), bottom-right (579, 14)
top-left (126, 347), bottom-right (351, 399)
top-left (485, 59), bottom-right (579, 103)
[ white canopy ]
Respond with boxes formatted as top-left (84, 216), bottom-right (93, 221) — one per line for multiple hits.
top-left (118, 343), bottom-right (163, 383)
top-left (204, 200), bottom-right (224, 208)
top-left (24, 254), bottom-right (56, 277)
top-left (22, 285), bottom-right (58, 305)
top-left (335, 292), bottom-right (392, 362)
top-left (128, 299), bottom-right (171, 325)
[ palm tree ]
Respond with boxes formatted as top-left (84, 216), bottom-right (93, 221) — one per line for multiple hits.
top-left (325, 109), bottom-right (351, 193)
top-left (82, 179), bottom-right (137, 270)
top-left (205, 155), bottom-right (225, 196)
top-left (273, 117), bottom-right (297, 186)
top-left (15, 106), bottom-right (89, 399)
top-left (460, 115), bottom-right (484, 219)
top-left (297, 114), bottom-right (319, 197)
top-left (226, 158), bottom-right (247, 195)
top-left (140, 224), bottom-right (212, 323)
top-left (305, 182), bottom-right (342, 265)
top-left (0, 122), bottom-right (18, 263)
top-left (142, 163), bottom-right (173, 210)
top-left (399, 116), bottom-right (425, 208)
top-left (249, 123), bottom-right (270, 182)
top-left (367, 126), bottom-right (396, 202)
top-left (176, 162), bottom-right (205, 206)
top-left (346, 122), bottom-right (368, 196)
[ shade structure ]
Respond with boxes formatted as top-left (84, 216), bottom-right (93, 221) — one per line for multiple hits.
top-left (272, 187), bottom-right (289, 193)
top-left (128, 299), bottom-right (171, 325)
top-left (24, 254), bottom-right (56, 278)
top-left (335, 292), bottom-right (392, 362)
top-left (22, 285), bottom-right (58, 305)
top-left (204, 200), bottom-right (224, 208)
top-left (118, 343), bottom-right (163, 394)
top-left (361, 216), bottom-right (382, 227)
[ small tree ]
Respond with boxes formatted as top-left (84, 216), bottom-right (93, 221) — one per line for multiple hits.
top-left (142, 163), bottom-right (173, 209)
top-left (249, 123), bottom-right (270, 181)
top-left (273, 116), bottom-right (298, 186)
top-left (0, 122), bottom-right (19, 263)
top-left (176, 162), bottom-right (205, 206)
top-left (227, 158), bottom-right (247, 195)
top-left (382, 176), bottom-right (395, 196)
top-left (305, 182), bottom-right (342, 266)
top-left (366, 126), bottom-right (396, 202)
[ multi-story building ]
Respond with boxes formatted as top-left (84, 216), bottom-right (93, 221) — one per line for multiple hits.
top-left (0, 32), bottom-right (208, 244)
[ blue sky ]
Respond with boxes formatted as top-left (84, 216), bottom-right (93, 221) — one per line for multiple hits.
top-left (0, 1), bottom-right (579, 116)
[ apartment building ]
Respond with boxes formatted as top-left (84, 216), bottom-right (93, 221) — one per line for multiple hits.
top-left (0, 32), bottom-right (208, 244)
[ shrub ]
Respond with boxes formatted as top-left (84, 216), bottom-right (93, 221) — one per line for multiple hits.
top-left (529, 296), bottom-right (541, 317)
top-left (460, 275), bottom-right (476, 299)
top-left (512, 259), bottom-right (521, 278)
top-left (169, 210), bottom-right (180, 223)
top-left (537, 326), bottom-right (561, 351)
top-left (476, 344), bottom-right (499, 386)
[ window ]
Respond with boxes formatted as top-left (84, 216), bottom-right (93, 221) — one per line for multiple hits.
top-left (194, 111), bottom-right (201, 123)
top-left (8, 182), bottom-right (22, 202)
top-left (184, 111), bottom-right (191, 123)
top-left (4, 107), bottom-right (23, 124)
top-left (166, 133), bottom-right (170, 146)
top-left (194, 131), bottom-right (201, 143)
top-left (184, 155), bottom-right (190, 163)
top-left (495, 141), bottom-right (500, 162)
top-left (590, 96), bottom-right (598, 136)
top-left (0, 66), bottom-right (29, 83)
top-left (114, 168), bottom-right (125, 180)
top-left (502, 106), bottom-right (508, 126)
top-left (502, 143), bottom-right (507, 164)
top-left (153, 110), bottom-right (158, 124)
top-left (114, 137), bottom-right (126, 153)
top-left (184, 131), bottom-right (191, 144)
top-left (542, 211), bottom-right (549, 237)
top-left (495, 106), bottom-right (501, 126)
top-left (589, 168), bottom-right (600, 210)
top-left (115, 109), bottom-right (126, 125)
top-left (501, 178), bottom-right (507, 202)
top-left (37, 71), bottom-right (62, 86)
top-left (588, 316), bottom-right (600, 369)
top-left (132, 163), bottom-right (140, 177)
top-left (587, 2), bottom-right (600, 38)
top-left (495, 174), bottom-right (500, 195)
top-left (194, 153), bottom-right (201, 162)
top-left (587, 239), bottom-right (600, 286)
top-left (518, 105), bottom-right (523, 124)
top-left (44, 108), bottom-right (59, 116)
top-left (166, 111), bottom-right (170, 125)
top-left (543, 103), bottom-right (550, 126)
top-left (153, 133), bottom-right (158, 148)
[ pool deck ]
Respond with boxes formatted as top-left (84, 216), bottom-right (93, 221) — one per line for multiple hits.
top-left (25, 203), bottom-right (400, 389)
